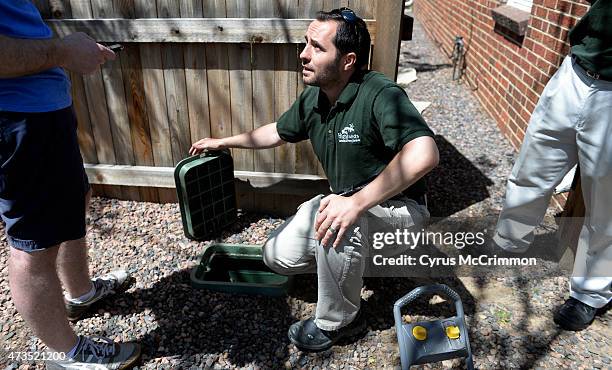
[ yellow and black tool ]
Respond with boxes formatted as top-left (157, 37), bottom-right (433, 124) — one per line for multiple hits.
top-left (394, 284), bottom-right (474, 369)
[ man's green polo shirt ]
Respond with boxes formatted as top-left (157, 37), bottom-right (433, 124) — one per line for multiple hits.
top-left (276, 70), bottom-right (434, 197)
top-left (570, 0), bottom-right (612, 80)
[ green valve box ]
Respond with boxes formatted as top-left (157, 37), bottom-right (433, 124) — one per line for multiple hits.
top-left (174, 151), bottom-right (237, 240)
top-left (190, 243), bottom-right (292, 296)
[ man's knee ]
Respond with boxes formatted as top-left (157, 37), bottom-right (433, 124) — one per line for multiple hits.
top-left (262, 237), bottom-right (285, 274)
top-left (262, 237), bottom-right (315, 275)
top-left (9, 246), bottom-right (58, 272)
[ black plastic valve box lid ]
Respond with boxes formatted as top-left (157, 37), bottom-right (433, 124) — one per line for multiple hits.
top-left (174, 151), bottom-right (237, 240)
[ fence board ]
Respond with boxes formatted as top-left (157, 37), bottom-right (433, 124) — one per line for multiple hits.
top-left (115, 2), bottom-right (144, 201)
top-left (274, 45), bottom-right (297, 174)
top-left (226, 0), bottom-right (255, 210)
top-left (161, 44), bottom-right (191, 164)
top-left (99, 58), bottom-right (133, 164)
top-left (113, 0), bottom-right (135, 18)
top-left (226, 0), bottom-right (250, 18)
top-left (134, 0), bottom-right (174, 202)
top-left (48, 18), bottom-right (377, 43)
top-left (178, 0), bottom-right (210, 175)
top-left (250, 0), bottom-right (280, 212)
top-left (178, 0), bottom-right (201, 17)
top-left (157, 0), bottom-right (179, 18)
top-left (274, 44), bottom-right (301, 213)
top-left (227, 43), bottom-right (254, 172)
top-left (157, 0), bottom-right (191, 165)
top-left (115, 0), bottom-right (158, 201)
top-left (71, 0), bottom-right (120, 198)
top-left (84, 164), bottom-right (327, 189)
top-left (205, 45), bottom-right (232, 141)
top-left (323, 0), bottom-right (349, 11)
top-left (71, 73), bottom-right (98, 164)
top-left (371, 0), bottom-right (403, 80)
top-left (69, 0), bottom-right (106, 196)
top-left (183, 45), bottom-right (211, 145)
top-left (227, 0), bottom-right (253, 171)
top-left (299, 0), bottom-right (325, 18)
top-left (93, 0), bottom-right (140, 200)
top-left (349, 0), bottom-right (376, 18)
top-left (156, 0), bottom-right (188, 203)
top-left (203, 0), bottom-right (232, 151)
top-left (251, 28), bottom-right (276, 173)
top-left (277, 0), bottom-right (296, 18)
top-left (59, 4), bottom-right (97, 165)
top-left (90, 0), bottom-right (112, 18)
top-left (120, 45), bottom-right (159, 202)
top-left (203, 0), bottom-right (225, 16)
top-left (296, 3), bottom-right (329, 178)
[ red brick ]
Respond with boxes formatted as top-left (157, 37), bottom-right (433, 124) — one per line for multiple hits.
top-left (572, 2), bottom-right (589, 17)
top-left (548, 24), bottom-right (563, 38)
top-left (534, 5), bottom-right (548, 18)
top-left (529, 28), bottom-right (543, 43)
top-left (547, 9), bottom-right (562, 23)
top-left (541, 33), bottom-right (560, 51)
top-left (545, 49), bottom-right (562, 64)
top-left (530, 18), bottom-right (545, 31)
top-left (558, 0), bottom-right (573, 12)
top-left (543, 0), bottom-right (558, 9)
top-left (533, 42), bottom-right (547, 57)
top-left (520, 107), bottom-right (532, 123)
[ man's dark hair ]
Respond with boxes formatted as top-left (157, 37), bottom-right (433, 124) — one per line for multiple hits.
top-left (315, 8), bottom-right (371, 70)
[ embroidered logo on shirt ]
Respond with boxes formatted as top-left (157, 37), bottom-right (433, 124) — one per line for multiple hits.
top-left (338, 123), bottom-right (361, 143)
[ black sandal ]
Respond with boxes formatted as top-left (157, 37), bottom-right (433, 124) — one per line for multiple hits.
top-left (288, 311), bottom-right (367, 352)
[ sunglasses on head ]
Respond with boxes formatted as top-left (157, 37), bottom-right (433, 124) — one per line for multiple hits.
top-left (332, 7), bottom-right (359, 24)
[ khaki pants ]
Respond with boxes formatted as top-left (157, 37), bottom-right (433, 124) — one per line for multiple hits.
top-left (494, 56), bottom-right (612, 308)
top-left (263, 194), bottom-right (429, 330)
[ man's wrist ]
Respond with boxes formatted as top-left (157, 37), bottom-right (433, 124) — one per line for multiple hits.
top-left (48, 38), bottom-right (66, 69)
top-left (350, 191), bottom-right (375, 213)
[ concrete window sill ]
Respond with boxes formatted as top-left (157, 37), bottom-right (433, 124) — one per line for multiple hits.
top-left (491, 5), bottom-right (530, 45)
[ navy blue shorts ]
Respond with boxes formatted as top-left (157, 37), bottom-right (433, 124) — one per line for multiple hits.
top-left (0, 107), bottom-right (90, 252)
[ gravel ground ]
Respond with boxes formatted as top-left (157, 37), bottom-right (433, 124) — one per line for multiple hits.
top-left (1, 16), bottom-right (611, 370)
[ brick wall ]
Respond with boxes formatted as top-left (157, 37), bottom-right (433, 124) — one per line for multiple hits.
top-left (414, 0), bottom-right (589, 150)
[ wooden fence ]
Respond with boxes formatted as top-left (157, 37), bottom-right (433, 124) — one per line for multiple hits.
top-left (34, 0), bottom-right (405, 215)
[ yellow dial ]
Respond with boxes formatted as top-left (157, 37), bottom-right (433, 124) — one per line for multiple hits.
top-left (446, 325), bottom-right (460, 339)
top-left (412, 325), bottom-right (427, 341)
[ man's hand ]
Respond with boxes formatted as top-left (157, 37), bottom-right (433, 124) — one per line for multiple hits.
top-left (314, 194), bottom-right (365, 248)
top-left (58, 33), bottom-right (115, 74)
top-left (189, 138), bottom-right (226, 155)
top-left (0, 32), bottom-right (115, 78)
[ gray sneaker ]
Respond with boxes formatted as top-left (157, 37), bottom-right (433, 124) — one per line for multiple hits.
top-left (66, 270), bottom-right (130, 321)
top-left (46, 336), bottom-right (141, 370)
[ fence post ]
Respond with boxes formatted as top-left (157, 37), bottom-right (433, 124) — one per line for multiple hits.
top-left (371, 0), bottom-right (405, 81)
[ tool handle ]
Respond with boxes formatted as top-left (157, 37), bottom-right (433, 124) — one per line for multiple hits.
top-left (393, 284), bottom-right (464, 321)
top-left (198, 149), bottom-right (231, 158)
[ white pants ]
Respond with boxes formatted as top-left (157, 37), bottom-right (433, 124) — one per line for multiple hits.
top-left (494, 56), bottom-right (612, 308)
top-left (263, 194), bottom-right (429, 330)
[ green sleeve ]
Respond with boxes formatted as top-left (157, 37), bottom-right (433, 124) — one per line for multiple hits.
top-left (373, 86), bottom-right (434, 152)
top-left (276, 90), bottom-right (310, 143)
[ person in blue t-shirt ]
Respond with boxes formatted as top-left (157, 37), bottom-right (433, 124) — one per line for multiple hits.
top-left (0, 2), bottom-right (140, 368)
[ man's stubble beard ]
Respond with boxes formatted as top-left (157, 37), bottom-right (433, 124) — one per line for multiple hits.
top-left (303, 56), bottom-right (343, 88)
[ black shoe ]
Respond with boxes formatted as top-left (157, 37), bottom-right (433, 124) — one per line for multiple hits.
top-left (553, 297), bottom-right (601, 331)
top-left (288, 311), bottom-right (367, 352)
